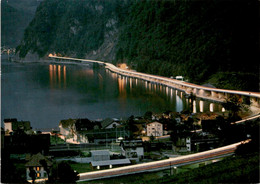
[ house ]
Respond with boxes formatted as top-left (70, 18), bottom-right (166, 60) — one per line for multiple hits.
top-left (101, 118), bottom-right (121, 129)
top-left (59, 119), bottom-right (76, 137)
top-left (91, 159), bottom-right (131, 170)
top-left (59, 118), bottom-right (99, 143)
top-left (75, 119), bottom-right (101, 131)
top-left (173, 137), bottom-right (191, 152)
top-left (25, 153), bottom-right (52, 181)
top-left (120, 140), bottom-right (144, 162)
top-left (4, 119), bottom-right (31, 135)
top-left (90, 150), bottom-right (110, 161)
top-left (146, 122), bottom-right (163, 137)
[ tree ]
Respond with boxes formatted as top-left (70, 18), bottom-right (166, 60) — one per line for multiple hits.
top-left (49, 161), bottom-right (79, 183)
top-left (39, 159), bottom-right (50, 181)
top-left (126, 115), bottom-right (139, 138)
top-left (144, 111), bottom-right (153, 120)
top-left (29, 167), bottom-right (36, 184)
top-left (1, 152), bottom-right (29, 183)
top-left (150, 134), bottom-right (155, 142)
top-left (222, 95), bottom-right (242, 121)
top-left (235, 120), bottom-right (260, 156)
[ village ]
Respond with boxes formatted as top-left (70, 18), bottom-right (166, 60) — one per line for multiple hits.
top-left (3, 99), bottom-right (255, 183)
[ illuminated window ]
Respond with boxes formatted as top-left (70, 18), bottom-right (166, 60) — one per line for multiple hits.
top-left (37, 173), bottom-right (40, 178)
top-left (37, 167), bottom-right (40, 171)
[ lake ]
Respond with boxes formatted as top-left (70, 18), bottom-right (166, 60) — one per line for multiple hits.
top-left (1, 60), bottom-right (223, 130)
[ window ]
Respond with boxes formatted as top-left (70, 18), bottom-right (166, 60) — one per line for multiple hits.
top-left (37, 173), bottom-right (40, 178)
top-left (37, 167), bottom-right (40, 171)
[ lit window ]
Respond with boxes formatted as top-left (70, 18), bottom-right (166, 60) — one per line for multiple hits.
top-left (37, 167), bottom-right (40, 171)
top-left (37, 173), bottom-right (40, 178)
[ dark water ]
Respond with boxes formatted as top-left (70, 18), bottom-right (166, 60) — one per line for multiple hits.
top-left (1, 60), bottom-right (223, 129)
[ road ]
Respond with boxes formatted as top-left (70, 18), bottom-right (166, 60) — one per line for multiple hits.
top-left (78, 141), bottom-right (245, 182)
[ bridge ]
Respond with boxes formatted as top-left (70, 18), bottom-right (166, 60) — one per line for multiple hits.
top-left (49, 56), bottom-right (260, 107)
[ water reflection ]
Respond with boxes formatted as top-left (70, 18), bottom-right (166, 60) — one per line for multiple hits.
top-left (49, 64), bottom-right (67, 89)
top-left (2, 60), bottom-right (227, 130)
top-left (118, 76), bottom-right (126, 99)
top-left (109, 71), bottom-right (224, 113)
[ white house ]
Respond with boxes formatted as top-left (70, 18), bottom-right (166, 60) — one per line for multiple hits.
top-left (101, 118), bottom-right (121, 129)
top-left (59, 119), bottom-right (76, 137)
top-left (120, 140), bottom-right (144, 161)
top-left (146, 122), bottom-right (163, 137)
top-left (90, 150), bottom-right (110, 161)
top-left (4, 119), bottom-right (31, 135)
top-left (25, 153), bottom-right (52, 181)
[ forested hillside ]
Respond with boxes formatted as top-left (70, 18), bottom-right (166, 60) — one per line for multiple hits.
top-left (1, 0), bottom-right (41, 47)
top-left (16, 0), bottom-right (259, 91)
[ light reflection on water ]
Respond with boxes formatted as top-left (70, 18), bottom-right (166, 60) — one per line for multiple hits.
top-left (1, 61), bottom-right (223, 129)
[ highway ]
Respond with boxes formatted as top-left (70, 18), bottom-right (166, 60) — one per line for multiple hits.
top-left (78, 141), bottom-right (246, 182)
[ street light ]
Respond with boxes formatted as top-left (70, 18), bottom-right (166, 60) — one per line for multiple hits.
top-left (118, 137), bottom-right (124, 142)
top-left (174, 166), bottom-right (177, 175)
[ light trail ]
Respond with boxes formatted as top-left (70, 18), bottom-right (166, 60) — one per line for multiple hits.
top-left (78, 141), bottom-right (246, 181)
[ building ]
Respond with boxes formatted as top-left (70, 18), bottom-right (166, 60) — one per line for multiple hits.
top-left (90, 150), bottom-right (110, 161)
top-left (146, 122), bottom-right (163, 137)
top-left (59, 119), bottom-right (76, 137)
top-left (101, 118), bottom-right (121, 129)
top-left (173, 137), bottom-right (191, 152)
top-left (4, 119), bottom-right (31, 135)
top-left (91, 159), bottom-right (131, 170)
top-left (175, 76), bottom-right (184, 81)
top-left (25, 153), bottom-right (52, 181)
top-left (75, 119), bottom-right (101, 131)
top-left (121, 140), bottom-right (144, 162)
top-left (4, 134), bottom-right (50, 155)
top-left (59, 118), bottom-right (100, 143)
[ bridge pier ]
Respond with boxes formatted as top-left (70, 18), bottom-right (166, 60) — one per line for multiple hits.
top-left (210, 103), bottom-right (215, 112)
top-left (199, 100), bottom-right (204, 112)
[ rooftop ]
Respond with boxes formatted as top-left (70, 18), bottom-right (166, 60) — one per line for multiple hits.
top-left (91, 159), bottom-right (131, 167)
top-left (90, 150), bottom-right (110, 156)
top-left (25, 153), bottom-right (52, 167)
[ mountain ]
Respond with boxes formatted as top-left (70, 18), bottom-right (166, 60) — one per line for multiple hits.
top-left (1, 0), bottom-right (42, 47)
top-left (16, 0), bottom-right (259, 91)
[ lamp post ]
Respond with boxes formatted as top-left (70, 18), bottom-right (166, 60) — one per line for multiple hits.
top-left (174, 166), bottom-right (177, 175)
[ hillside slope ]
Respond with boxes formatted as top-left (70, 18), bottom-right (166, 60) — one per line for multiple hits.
top-left (16, 0), bottom-right (259, 91)
top-left (1, 0), bottom-right (41, 47)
